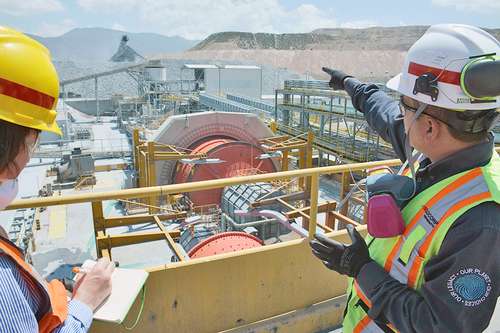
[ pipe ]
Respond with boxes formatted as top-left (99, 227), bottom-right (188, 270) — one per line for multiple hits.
top-left (223, 213), bottom-right (277, 229)
top-left (229, 210), bottom-right (308, 238)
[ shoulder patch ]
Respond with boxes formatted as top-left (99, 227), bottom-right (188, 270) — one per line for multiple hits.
top-left (447, 268), bottom-right (492, 307)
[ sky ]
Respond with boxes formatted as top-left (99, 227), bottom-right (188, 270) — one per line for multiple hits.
top-left (0, 0), bottom-right (499, 40)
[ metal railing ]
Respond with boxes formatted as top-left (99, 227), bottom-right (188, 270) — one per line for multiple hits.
top-left (7, 158), bottom-right (403, 236)
top-left (226, 94), bottom-right (274, 114)
top-left (199, 94), bottom-right (256, 113)
top-left (284, 80), bottom-right (331, 91)
top-left (35, 138), bottom-right (132, 159)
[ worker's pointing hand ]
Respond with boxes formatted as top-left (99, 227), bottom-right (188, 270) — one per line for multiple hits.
top-left (309, 224), bottom-right (372, 278)
top-left (321, 67), bottom-right (353, 91)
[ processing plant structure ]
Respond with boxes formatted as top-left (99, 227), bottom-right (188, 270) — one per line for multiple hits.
top-left (4, 36), bottom-right (500, 333)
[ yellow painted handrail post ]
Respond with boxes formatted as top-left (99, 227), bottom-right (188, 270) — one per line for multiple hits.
top-left (298, 148), bottom-right (305, 189)
top-left (91, 201), bottom-right (105, 258)
top-left (339, 171), bottom-right (351, 228)
top-left (147, 141), bottom-right (157, 214)
top-left (281, 149), bottom-right (289, 172)
top-left (305, 131), bottom-right (314, 192)
top-left (270, 121), bottom-right (277, 134)
top-left (132, 129), bottom-right (140, 187)
top-left (308, 174), bottom-right (319, 239)
top-left (137, 147), bottom-right (144, 188)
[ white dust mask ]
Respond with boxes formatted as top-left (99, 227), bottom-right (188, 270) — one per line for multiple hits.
top-left (0, 179), bottom-right (19, 210)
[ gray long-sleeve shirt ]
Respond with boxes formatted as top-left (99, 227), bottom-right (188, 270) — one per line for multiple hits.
top-left (344, 78), bottom-right (500, 333)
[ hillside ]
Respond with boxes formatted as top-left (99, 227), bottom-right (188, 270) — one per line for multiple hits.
top-left (30, 28), bottom-right (199, 62)
top-left (182, 26), bottom-right (500, 81)
top-left (191, 26), bottom-right (500, 51)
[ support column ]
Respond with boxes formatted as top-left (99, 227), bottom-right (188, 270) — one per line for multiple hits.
top-left (305, 131), bottom-right (314, 192)
top-left (91, 201), bottom-right (107, 258)
top-left (270, 121), bottom-right (277, 134)
top-left (339, 171), bottom-right (351, 229)
top-left (298, 148), bottom-right (305, 189)
top-left (274, 90), bottom-right (278, 122)
top-left (281, 149), bottom-right (289, 172)
top-left (308, 174), bottom-right (319, 239)
top-left (132, 129), bottom-right (140, 186)
top-left (147, 141), bottom-right (157, 214)
top-left (94, 76), bottom-right (100, 122)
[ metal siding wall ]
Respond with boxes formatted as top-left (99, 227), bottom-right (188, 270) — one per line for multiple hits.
top-left (205, 68), bottom-right (220, 96)
top-left (220, 69), bottom-right (261, 99)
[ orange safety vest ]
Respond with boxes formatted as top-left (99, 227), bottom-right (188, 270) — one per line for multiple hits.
top-left (0, 236), bottom-right (68, 333)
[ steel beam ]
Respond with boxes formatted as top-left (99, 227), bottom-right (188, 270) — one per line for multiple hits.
top-left (104, 212), bottom-right (187, 228)
top-left (96, 230), bottom-right (181, 249)
top-left (153, 216), bottom-right (185, 261)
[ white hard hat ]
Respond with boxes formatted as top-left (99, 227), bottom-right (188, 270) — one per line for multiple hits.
top-left (387, 24), bottom-right (500, 111)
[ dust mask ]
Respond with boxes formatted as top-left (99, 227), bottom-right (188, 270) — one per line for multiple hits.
top-left (0, 179), bottom-right (19, 210)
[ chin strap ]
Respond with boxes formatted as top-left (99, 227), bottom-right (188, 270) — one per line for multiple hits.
top-left (401, 103), bottom-right (428, 200)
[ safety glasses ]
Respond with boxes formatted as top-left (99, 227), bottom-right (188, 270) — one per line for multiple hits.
top-left (398, 97), bottom-right (453, 127)
top-left (398, 97), bottom-right (436, 119)
top-left (399, 97), bottom-right (422, 117)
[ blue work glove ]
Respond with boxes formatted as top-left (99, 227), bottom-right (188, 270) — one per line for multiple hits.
top-left (322, 67), bottom-right (353, 91)
top-left (309, 224), bottom-right (372, 278)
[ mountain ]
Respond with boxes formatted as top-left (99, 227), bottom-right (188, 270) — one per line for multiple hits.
top-left (190, 26), bottom-right (500, 51)
top-left (182, 26), bottom-right (500, 81)
top-left (30, 27), bottom-right (199, 62)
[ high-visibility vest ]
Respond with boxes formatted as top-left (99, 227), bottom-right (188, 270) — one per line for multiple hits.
top-left (0, 236), bottom-right (68, 333)
top-left (343, 152), bottom-right (500, 333)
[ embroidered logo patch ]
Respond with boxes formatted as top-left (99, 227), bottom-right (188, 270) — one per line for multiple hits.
top-left (447, 268), bottom-right (492, 307)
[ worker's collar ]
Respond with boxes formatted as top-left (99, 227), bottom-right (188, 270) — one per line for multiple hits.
top-left (416, 133), bottom-right (494, 186)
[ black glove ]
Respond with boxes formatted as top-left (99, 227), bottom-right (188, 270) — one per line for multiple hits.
top-left (322, 67), bottom-right (353, 90)
top-left (309, 224), bottom-right (372, 278)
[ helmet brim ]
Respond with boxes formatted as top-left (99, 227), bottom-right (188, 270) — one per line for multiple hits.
top-left (386, 73), bottom-right (401, 92)
top-left (45, 120), bottom-right (62, 136)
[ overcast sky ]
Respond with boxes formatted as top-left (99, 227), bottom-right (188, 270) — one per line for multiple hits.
top-left (1, 0), bottom-right (499, 40)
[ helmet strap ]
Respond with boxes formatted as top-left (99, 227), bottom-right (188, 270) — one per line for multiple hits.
top-left (403, 103), bottom-right (427, 199)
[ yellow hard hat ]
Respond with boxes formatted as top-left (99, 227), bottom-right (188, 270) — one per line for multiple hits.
top-left (0, 26), bottom-right (61, 135)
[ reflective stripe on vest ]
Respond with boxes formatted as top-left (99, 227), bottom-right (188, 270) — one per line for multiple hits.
top-left (344, 153), bottom-right (499, 333)
top-left (354, 315), bottom-right (384, 333)
top-left (0, 237), bottom-right (68, 332)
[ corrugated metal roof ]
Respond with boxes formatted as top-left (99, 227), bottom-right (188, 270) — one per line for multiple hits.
top-left (182, 64), bottom-right (218, 69)
top-left (223, 65), bottom-right (261, 69)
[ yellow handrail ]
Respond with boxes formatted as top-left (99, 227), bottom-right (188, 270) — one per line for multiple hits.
top-left (6, 158), bottom-right (402, 210)
top-left (7, 145), bottom-right (500, 210)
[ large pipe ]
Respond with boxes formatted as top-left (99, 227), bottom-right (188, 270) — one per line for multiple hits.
top-left (231, 210), bottom-right (308, 238)
top-left (223, 213), bottom-right (277, 229)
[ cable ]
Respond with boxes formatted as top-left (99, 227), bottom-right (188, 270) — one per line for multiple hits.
top-left (122, 284), bottom-right (147, 331)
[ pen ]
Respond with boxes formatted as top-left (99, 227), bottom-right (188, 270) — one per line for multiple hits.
top-left (71, 267), bottom-right (90, 274)
top-left (71, 261), bottom-right (119, 275)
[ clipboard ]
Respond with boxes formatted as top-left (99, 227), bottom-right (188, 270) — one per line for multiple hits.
top-left (78, 260), bottom-right (149, 324)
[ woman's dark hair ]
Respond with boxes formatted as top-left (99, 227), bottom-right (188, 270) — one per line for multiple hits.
top-left (0, 119), bottom-right (34, 175)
